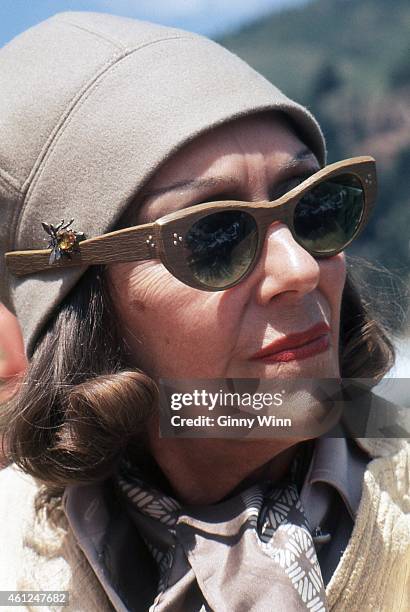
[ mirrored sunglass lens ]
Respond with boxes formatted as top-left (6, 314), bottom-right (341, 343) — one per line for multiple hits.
top-left (185, 211), bottom-right (258, 288)
top-left (293, 173), bottom-right (365, 253)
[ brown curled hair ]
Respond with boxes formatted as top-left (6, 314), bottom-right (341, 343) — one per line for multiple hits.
top-left (0, 254), bottom-right (405, 498)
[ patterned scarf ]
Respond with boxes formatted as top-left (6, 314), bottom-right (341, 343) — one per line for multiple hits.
top-left (116, 454), bottom-right (328, 612)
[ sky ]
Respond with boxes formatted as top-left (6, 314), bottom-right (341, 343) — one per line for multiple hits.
top-left (0, 0), bottom-right (310, 47)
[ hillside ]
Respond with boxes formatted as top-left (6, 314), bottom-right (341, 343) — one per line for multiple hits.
top-left (219, 0), bottom-right (410, 331)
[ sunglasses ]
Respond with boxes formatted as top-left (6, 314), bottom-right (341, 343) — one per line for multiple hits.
top-left (6, 156), bottom-right (376, 291)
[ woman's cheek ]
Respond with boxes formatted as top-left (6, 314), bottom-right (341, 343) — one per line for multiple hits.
top-left (159, 305), bottom-right (233, 377)
top-left (326, 253), bottom-right (346, 291)
top-left (109, 262), bottom-right (240, 376)
top-left (318, 254), bottom-right (346, 356)
top-left (317, 255), bottom-right (346, 311)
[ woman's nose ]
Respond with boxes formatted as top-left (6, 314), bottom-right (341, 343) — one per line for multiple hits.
top-left (251, 221), bottom-right (321, 305)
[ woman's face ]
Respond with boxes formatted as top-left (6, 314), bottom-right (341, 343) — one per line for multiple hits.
top-left (107, 114), bottom-right (346, 380)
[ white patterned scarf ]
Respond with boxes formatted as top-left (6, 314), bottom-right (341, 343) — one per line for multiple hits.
top-left (116, 456), bottom-right (328, 612)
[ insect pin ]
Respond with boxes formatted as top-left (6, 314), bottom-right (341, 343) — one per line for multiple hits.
top-left (41, 218), bottom-right (86, 265)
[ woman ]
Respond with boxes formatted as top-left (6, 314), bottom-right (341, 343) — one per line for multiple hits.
top-left (0, 12), bottom-right (408, 612)
top-left (0, 304), bottom-right (26, 467)
top-left (0, 304), bottom-right (26, 398)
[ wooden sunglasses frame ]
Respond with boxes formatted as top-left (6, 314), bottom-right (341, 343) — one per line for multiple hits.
top-left (5, 156), bottom-right (376, 291)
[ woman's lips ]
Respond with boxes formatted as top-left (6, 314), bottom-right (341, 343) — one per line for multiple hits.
top-left (250, 322), bottom-right (331, 363)
top-left (255, 334), bottom-right (330, 363)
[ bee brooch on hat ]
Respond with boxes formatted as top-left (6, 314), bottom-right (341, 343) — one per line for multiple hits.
top-left (41, 218), bottom-right (86, 265)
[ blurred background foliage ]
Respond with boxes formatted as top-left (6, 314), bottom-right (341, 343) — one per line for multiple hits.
top-left (219, 0), bottom-right (410, 333)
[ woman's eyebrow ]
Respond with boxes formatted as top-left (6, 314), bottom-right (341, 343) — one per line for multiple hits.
top-left (140, 147), bottom-right (319, 201)
top-left (142, 176), bottom-right (236, 200)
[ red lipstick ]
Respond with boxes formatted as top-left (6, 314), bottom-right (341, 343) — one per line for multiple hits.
top-left (251, 322), bottom-right (330, 363)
